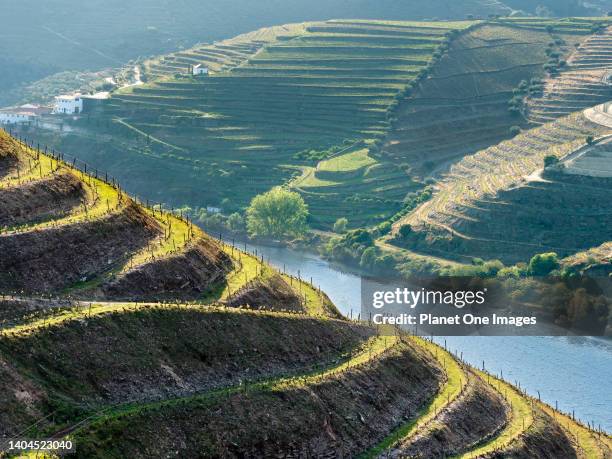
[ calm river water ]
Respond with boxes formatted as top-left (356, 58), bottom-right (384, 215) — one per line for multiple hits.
top-left (239, 239), bottom-right (612, 432)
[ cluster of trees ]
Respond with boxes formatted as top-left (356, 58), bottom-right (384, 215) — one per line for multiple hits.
top-left (386, 186), bottom-right (433, 228)
top-left (544, 154), bottom-right (559, 168)
top-left (543, 283), bottom-right (609, 334)
top-left (544, 38), bottom-right (567, 76)
top-left (324, 221), bottom-right (608, 333)
top-left (396, 251), bottom-right (563, 279)
top-left (324, 186), bottom-right (434, 269)
top-left (507, 34), bottom-right (571, 117)
top-left (293, 139), bottom-right (359, 164)
top-left (508, 78), bottom-right (544, 117)
top-left (323, 228), bottom-right (396, 274)
top-left (184, 187), bottom-right (310, 241)
top-left (180, 206), bottom-right (246, 234)
top-left (383, 27), bottom-right (468, 132)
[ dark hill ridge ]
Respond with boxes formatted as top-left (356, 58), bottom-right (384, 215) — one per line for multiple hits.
top-left (226, 272), bottom-right (305, 312)
top-left (0, 307), bottom-right (372, 422)
top-left (390, 369), bottom-right (508, 457)
top-left (0, 305), bottom-right (374, 443)
top-left (0, 134), bottom-right (19, 178)
top-left (0, 201), bottom-right (160, 292)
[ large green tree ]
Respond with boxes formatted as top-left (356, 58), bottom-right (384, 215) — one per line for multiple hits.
top-left (246, 187), bottom-right (308, 239)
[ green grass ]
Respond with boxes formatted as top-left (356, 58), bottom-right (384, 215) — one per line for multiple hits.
top-left (537, 401), bottom-right (609, 459)
top-left (455, 370), bottom-right (534, 458)
top-left (0, 143), bottom-right (60, 187)
top-left (0, 141), bottom-right (125, 235)
top-left (318, 148), bottom-right (376, 172)
top-left (361, 336), bottom-right (467, 458)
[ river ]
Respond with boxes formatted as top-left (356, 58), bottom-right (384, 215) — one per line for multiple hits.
top-left (239, 239), bottom-right (612, 432)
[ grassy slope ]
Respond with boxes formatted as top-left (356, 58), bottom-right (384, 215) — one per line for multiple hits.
top-left (0, 306), bottom-right (371, 409)
top-left (29, 20), bottom-right (475, 231)
top-left (63, 335), bottom-right (444, 458)
top-left (395, 110), bottom-right (612, 263)
top-left (0, 126), bottom-right (359, 445)
top-left (527, 25), bottom-right (612, 124)
top-left (32, 328), bottom-right (606, 458)
top-left (383, 20), bottom-right (594, 177)
top-left (2, 19), bottom-right (611, 458)
top-left (25, 18), bottom-right (609, 236)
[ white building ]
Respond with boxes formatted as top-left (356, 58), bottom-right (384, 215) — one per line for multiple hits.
top-left (53, 94), bottom-right (83, 114)
top-left (192, 64), bottom-right (209, 76)
top-left (0, 111), bottom-right (34, 125)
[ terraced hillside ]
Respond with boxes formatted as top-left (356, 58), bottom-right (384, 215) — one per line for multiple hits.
top-left (34, 20), bottom-right (475, 230)
top-left (384, 18), bottom-right (600, 178)
top-left (395, 108), bottom-right (612, 264)
top-left (527, 25), bottom-right (612, 124)
top-left (28, 18), bottom-right (612, 233)
top-left (563, 241), bottom-right (612, 275)
top-left (0, 133), bottom-right (235, 299)
top-left (2, 129), bottom-right (610, 457)
top-left (1, 0), bottom-right (513, 101)
top-left (140, 24), bottom-right (310, 81)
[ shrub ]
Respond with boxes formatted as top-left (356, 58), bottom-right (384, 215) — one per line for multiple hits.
top-left (544, 155), bottom-right (559, 168)
top-left (442, 259), bottom-right (504, 277)
top-left (227, 212), bottom-right (245, 232)
top-left (360, 247), bottom-right (378, 269)
top-left (399, 257), bottom-right (442, 278)
top-left (376, 221), bottom-right (392, 236)
top-left (398, 224), bottom-right (413, 239)
top-left (374, 254), bottom-right (397, 274)
top-left (333, 217), bottom-right (348, 234)
top-left (586, 135), bottom-right (595, 145)
top-left (483, 260), bottom-right (504, 276)
top-left (323, 228), bottom-right (375, 265)
top-left (528, 252), bottom-right (560, 276)
top-left (498, 265), bottom-right (527, 278)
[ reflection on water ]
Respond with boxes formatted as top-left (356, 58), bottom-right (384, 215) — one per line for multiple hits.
top-left (240, 239), bottom-right (612, 431)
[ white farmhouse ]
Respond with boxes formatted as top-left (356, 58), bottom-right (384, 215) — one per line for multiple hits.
top-left (53, 94), bottom-right (83, 114)
top-left (0, 111), bottom-right (34, 125)
top-left (192, 64), bottom-right (209, 76)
